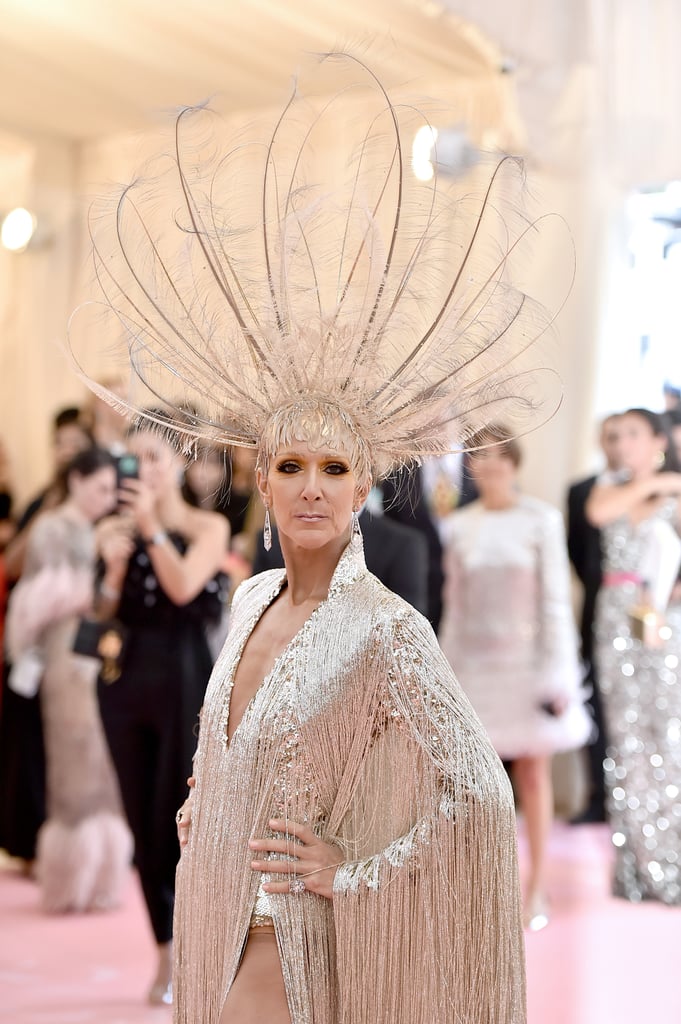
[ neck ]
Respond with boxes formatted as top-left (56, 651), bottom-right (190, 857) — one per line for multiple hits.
top-left (60, 497), bottom-right (89, 525)
top-left (480, 488), bottom-right (516, 511)
top-left (279, 534), bottom-right (350, 605)
top-left (156, 487), bottom-right (188, 527)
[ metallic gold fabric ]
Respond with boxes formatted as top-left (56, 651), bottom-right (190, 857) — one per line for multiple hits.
top-left (174, 542), bottom-right (525, 1022)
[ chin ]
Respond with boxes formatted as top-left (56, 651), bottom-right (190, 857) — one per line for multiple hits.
top-left (285, 526), bottom-right (342, 550)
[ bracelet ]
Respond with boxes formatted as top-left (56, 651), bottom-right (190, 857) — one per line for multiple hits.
top-left (144, 529), bottom-right (169, 547)
top-left (100, 582), bottom-right (121, 601)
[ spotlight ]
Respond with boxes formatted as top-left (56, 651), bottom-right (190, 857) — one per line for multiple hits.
top-left (412, 125), bottom-right (439, 182)
top-left (1, 207), bottom-right (37, 252)
top-left (412, 125), bottom-right (480, 182)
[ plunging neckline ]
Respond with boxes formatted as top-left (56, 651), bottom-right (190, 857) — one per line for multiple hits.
top-left (220, 540), bottom-right (367, 748)
top-left (222, 576), bottom-right (324, 748)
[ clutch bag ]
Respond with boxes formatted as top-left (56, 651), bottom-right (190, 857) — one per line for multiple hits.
top-left (73, 618), bottom-right (128, 683)
top-left (628, 604), bottom-right (666, 649)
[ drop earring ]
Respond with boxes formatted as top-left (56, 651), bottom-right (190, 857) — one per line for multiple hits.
top-left (351, 509), bottom-right (362, 551)
top-left (263, 506), bottom-right (272, 552)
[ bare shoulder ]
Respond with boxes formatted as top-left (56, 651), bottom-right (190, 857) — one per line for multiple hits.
top-left (183, 504), bottom-right (229, 543)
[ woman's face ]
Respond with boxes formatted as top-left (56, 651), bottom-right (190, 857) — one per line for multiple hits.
top-left (613, 413), bottom-right (666, 478)
top-left (127, 431), bottom-right (183, 496)
top-left (53, 423), bottom-right (92, 471)
top-left (468, 446), bottom-right (517, 496)
top-left (186, 448), bottom-right (226, 502)
top-left (257, 441), bottom-right (368, 551)
top-left (69, 466), bottom-right (117, 522)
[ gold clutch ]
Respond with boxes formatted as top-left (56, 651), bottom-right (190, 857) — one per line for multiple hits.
top-left (628, 604), bottom-right (666, 648)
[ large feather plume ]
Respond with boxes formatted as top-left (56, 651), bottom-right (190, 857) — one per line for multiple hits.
top-left (69, 53), bottom-right (569, 475)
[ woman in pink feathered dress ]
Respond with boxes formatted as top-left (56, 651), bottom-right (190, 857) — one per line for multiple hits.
top-left (6, 447), bottom-right (132, 912)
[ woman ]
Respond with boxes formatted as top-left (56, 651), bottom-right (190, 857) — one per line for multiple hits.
top-left (174, 404), bottom-right (524, 1024)
top-left (5, 447), bottom-right (132, 912)
top-left (438, 425), bottom-right (591, 929)
top-left (184, 441), bottom-right (263, 601)
top-left (587, 407), bottom-right (681, 904)
top-left (72, 57), bottom-right (571, 1022)
top-left (96, 418), bottom-right (229, 1002)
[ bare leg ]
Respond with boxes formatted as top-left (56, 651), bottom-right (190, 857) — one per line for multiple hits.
top-left (512, 755), bottom-right (553, 926)
top-left (219, 929), bottom-right (291, 1024)
top-left (148, 941), bottom-right (173, 1005)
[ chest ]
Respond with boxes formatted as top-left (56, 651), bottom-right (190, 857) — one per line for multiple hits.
top-left (227, 597), bottom-right (318, 744)
top-left (452, 512), bottom-right (539, 572)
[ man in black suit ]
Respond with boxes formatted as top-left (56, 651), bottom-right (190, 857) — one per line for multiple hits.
top-left (253, 501), bottom-right (429, 617)
top-left (567, 413), bottom-right (622, 823)
top-left (380, 466), bottom-right (444, 631)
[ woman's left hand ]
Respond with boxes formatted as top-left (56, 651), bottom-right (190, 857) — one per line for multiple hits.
top-left (249, 818), bottom-right (343, 900)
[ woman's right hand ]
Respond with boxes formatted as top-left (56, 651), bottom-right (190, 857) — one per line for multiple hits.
top-left (177, 776), bottom-right (195, 851)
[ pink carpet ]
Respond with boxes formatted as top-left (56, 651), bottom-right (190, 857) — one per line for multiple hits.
top-left (1, 823), bottom-right (678, 1023)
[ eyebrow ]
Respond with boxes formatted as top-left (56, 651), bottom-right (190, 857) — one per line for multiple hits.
top-left (275, 450), bottom-right (351, 462)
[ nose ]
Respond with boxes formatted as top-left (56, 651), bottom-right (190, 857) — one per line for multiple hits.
top-left (300, 467), bottom-right (323, 500)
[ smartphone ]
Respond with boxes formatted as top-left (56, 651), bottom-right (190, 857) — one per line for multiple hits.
top-left (117, 453), bottom-right (139, 488)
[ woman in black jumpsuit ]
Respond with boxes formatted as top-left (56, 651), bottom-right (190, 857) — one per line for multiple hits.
top-left (97, 418), bottom-right (228, 1003)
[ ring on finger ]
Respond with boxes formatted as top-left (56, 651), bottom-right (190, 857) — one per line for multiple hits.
top-left (289, 878), bottom-right (306, 895)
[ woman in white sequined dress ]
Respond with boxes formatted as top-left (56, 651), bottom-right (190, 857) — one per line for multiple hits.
top-left (439, 425), bottom-right (591, 927)
top-left (587, 408), bottom-right (681, 904)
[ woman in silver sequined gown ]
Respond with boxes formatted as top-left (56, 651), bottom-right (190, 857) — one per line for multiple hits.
top-left (588, 408), bottom-right (681, 904)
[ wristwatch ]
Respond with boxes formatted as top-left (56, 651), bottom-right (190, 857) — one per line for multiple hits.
top-left (144, 529), bottom-right (169, 547)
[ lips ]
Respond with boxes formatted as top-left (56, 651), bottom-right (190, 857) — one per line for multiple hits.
top-left (295, 514), bottom-right (326, 521)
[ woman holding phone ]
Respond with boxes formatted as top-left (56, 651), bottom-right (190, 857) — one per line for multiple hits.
top-left (97, 414), bottom-right (228, 1004)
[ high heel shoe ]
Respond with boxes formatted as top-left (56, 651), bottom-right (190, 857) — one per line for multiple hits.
top-left (523, 892), bottom-right (550, 932)
top-left (148, 980), bottom-right (172, 1005)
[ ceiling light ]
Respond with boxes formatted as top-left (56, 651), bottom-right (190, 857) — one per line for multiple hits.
top-left (1, 207), bottom-right (37, 252)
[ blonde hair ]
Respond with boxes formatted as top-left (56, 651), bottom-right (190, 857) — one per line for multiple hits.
top-left (256, 397), bottom-right (374, 489)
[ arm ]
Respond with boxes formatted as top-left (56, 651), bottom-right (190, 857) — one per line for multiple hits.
top-left (5, 516), bottom-right (93, 660)
top-left (585, 472), bottom-right (681, 527)
top-left (331, 611), bottom-right (525, 1022)
top-left (119, 478), bottom-right (229, 605)
top-left (566, 480), bottom-right (591, 584)
top-left (333, 612), bottom-right (514, 892)
top-left (140, 515), bottom-right (229, 605)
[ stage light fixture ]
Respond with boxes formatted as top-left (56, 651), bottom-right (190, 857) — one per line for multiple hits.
top-left (1, 207), bottom-right (37, 252)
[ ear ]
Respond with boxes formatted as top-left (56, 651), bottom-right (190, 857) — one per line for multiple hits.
top-left (255, 465), bottom-right (271, 507)
top-left (354, 479), bottom-right (371, 510)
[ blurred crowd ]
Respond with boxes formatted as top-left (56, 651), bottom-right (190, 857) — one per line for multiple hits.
top-left (1, 387), bottom-right (681, 996)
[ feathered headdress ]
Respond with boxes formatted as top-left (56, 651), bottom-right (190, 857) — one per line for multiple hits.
top-left (70, 53), bottom-right (568, 477)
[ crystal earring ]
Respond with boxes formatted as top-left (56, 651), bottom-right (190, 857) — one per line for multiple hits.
top-left (351, 509), bottom-right (362, 550)
top-left (263, 507), bottom-right (272, 552)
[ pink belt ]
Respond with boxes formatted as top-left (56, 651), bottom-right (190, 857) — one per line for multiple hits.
top-left (603, 571), bottom-right (642, 588)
